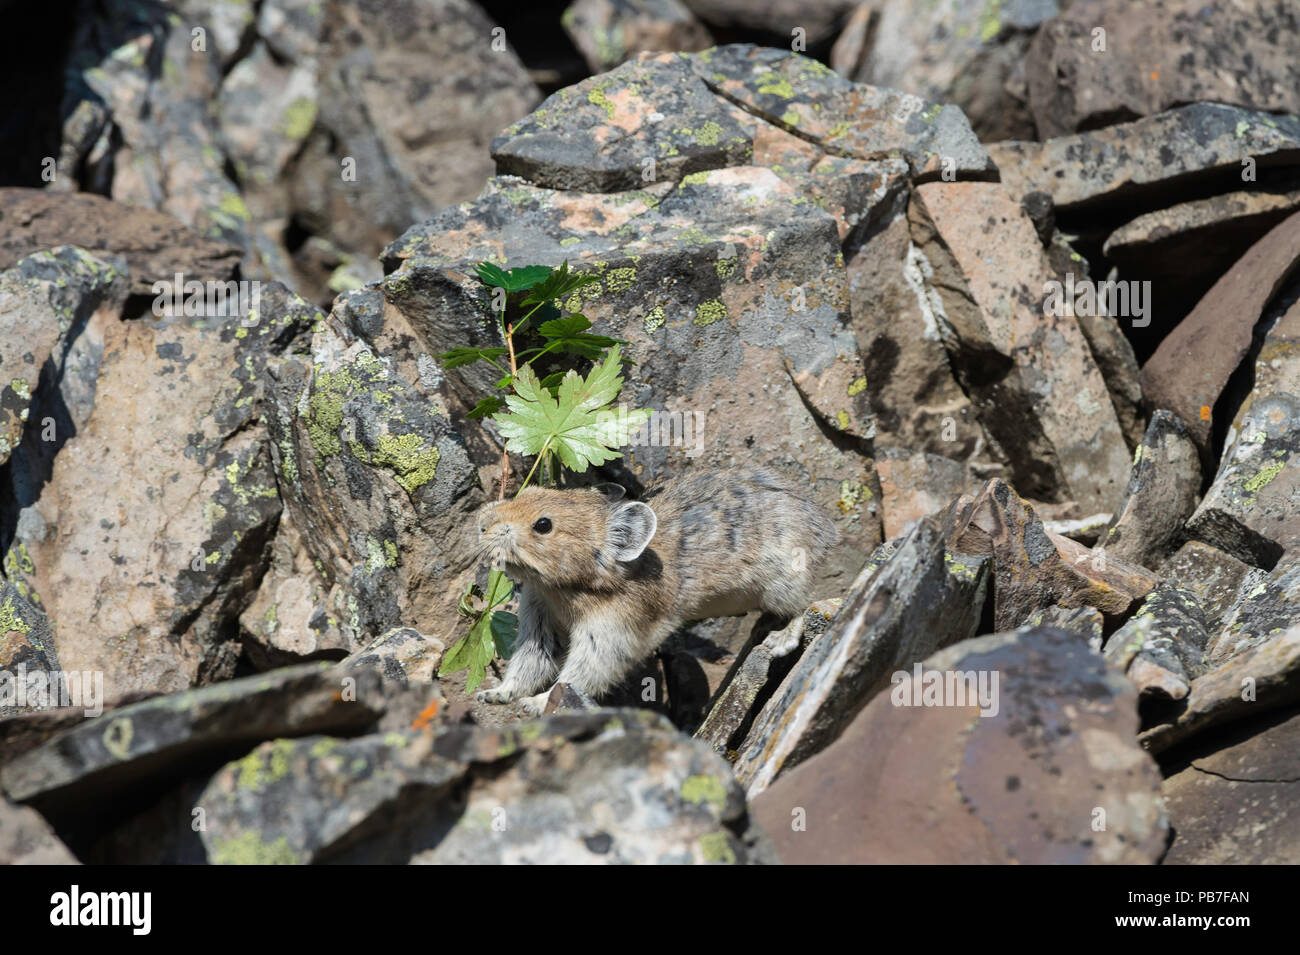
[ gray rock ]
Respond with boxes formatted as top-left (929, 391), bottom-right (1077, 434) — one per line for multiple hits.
top-left (1025, 0), bottom-right (1300, 138)
top-left (1020, 603), bottom-right (1104, 647)
top-left (0, 663), bottom-right (386, 829)
top-left (1103, 585), bottom-right (1210, 701)
top-left (699, 45), bottom-right (995, 183)
top-left (832, 0), bottom-right (1059, 142)
top-left (194, 710), bottom-right (771, 864)
top-left (735, 506), bottom-right (988, 796)
top-left (1186, 294), bottom-right (1300, 567)
top-left (989, 105), bottom-right (1300, 213)
top-left (1158, 541), bottom-right (1255, 630)
top-left (561, 0), bottom-right (713, 73)
top-left (909, 181), bottom-right (1131, 514)
top-left (693, 601), bottom-right (837, 756)
top-left (1099, 411), bottom-right (1201, 570)
top-left (268, 301), bottom-right (485, 642)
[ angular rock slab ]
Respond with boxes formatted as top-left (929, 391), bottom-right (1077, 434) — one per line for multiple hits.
top-left (990, 105), bottom-right (1300, 213)
top-left (337, 626), bottom-right (446, 687)
top-left (1185, 294), bottom-right (1300, 565)
top-left (0, 247), bottom-right (122, 467)
top-left (1099, 410), bottom-right (1201, 570)
top-left (751, 627), bottom-right (1168, 864)
top-left (693, 601), bottom-right (837, 756)
top-left (1162, 708), bottom-right (1300, 864)
top-left (198, 710), bottom-right (770, 864)
top-left (0, 188), bottom-right (240, 296)
top-left (382, 168), bottom-right (883, 586)
top-left (1141, 618), bottom-right (1300, 756)
top-left (1157, 541), bottom-right (1253, 629)
top-left (952, 481), bottom-right (1155, 633)
top-left (910, 181), bottom-right (1131, 513)
top-left (697, 44), bottom-right (995, 182)
top-left (1025, 0), bottom-right (1300, 139)
top-left (1103, 585), bottom-right (1210, 702)
top-left (0, 582), bottom-right (61, 719)
top-left (735, 508), bottom-right (989, 797)
top-left (491, 51), bottom-right (755, 192)
top-left (1143, 210), bottom-right (1300, 453)
top-left (269, 305), bottom-right (484, 640)
top-left (831, 0), bottom-right (1056, 142)
top-left (561, 0), bottom-right (713, 73)
top-left (0, 663), bottom-right (385, 824)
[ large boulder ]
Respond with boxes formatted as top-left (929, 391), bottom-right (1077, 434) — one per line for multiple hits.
top-left (6, 280), bottom-right (314, 700)
top-left (751, 626), bottom-right (1168, 864)
top-left (1025, 0), bottom-right (1300, 138)
top-left (194, 709), bottom-right (772, 863)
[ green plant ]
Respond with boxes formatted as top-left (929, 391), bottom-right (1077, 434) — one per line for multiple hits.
top-left (435, 260), bottom-right (651, 691)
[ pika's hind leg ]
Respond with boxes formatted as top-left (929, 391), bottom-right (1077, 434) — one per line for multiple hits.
top-left (476, 589), bottom-right (559, 704)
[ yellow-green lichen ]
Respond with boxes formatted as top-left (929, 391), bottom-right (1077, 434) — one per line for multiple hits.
top-left (372, 433), bottom-right (440, 494)
top-left (281, 97), bottom-right (317, 140)
top-left (1243, 460), bottom-right (1284, 493)
top-left (211, 831), bottom-right (302, 865)
top-left (698, 830), bottom-right (736, 864)
top-left (605, 267), bottom-right (637, 294)
top-left (847, 376), bottom-right (867, 396)
top-left (694, 299), bottom-right (727, 326)
top-left (588, 88), bottom-right (616, 119)
top-left (644, 306), bottom-right (666, 334)
top-left (681, 774), bottom-right (727, 809)
top-left (235, 738), bottom-right (296, 793)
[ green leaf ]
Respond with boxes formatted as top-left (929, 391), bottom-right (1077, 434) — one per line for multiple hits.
top-left (519, 260), bottom-right (600, 307)
top-left (538, 314), bottom-right (593, 338)
top-left (437, 346), bottom-right (507, 370)
top-left (491, 343), bottom-right (652, 475)
top-left (439, 570), bottom-right (516, 691)
top-left (475, 261), bottom-right (553, 293)
top-left (466, 395), bottom-right (506, 419)
top-left (491, 611), bottom-right (518, 659)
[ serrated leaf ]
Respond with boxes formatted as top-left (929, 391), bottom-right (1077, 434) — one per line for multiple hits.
top-left (538, 314), bottom-right (593, 338)
top-left (476, 261), bottom-right (553, 293)
top-left (519, 260), bottom-right (600, 307)
top-left (491, 343), bottom-right (649, 475)
top-left (490, 611), bottom-right (518, 659)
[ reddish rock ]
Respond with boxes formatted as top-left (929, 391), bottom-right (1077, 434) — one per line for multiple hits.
top-left (1142, 210), bottom-right (1300, 450)
top-left (751, 627), bottom-right (1168, 864)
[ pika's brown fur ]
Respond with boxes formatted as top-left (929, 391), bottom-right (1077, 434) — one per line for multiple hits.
top-left (475, 467), bottom-right (838, 713)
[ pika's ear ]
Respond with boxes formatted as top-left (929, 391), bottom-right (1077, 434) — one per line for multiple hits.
top-left (592, 482), bottom-right (627, 504)
top-left (605, 501), bottom-right (657, 562)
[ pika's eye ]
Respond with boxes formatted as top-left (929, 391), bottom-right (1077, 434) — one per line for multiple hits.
top-left (532, 517), bottom-right (552, 534)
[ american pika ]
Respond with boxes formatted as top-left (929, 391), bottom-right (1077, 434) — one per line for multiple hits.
top-left (474, 468), bottom-right (839, 715)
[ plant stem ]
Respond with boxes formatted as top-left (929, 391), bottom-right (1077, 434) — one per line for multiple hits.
top-left (498, 317), bottom-right (520, 500)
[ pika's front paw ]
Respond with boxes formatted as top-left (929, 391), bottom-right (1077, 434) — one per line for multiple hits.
top-left (476, 685), bottom-right (518, 705)
top-left (518, 690), bottom-right (552, 716)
